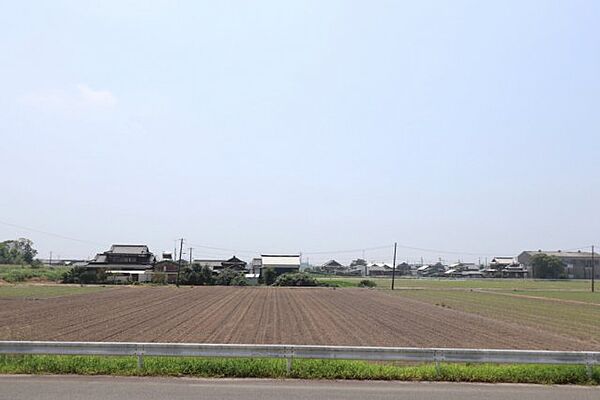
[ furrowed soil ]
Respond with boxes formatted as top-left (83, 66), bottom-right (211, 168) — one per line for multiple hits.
top-left (0, 286), bottom-right (595, 350)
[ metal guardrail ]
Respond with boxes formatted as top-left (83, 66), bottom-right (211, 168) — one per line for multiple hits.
top-left (1, 341), bottom-right (598, 378)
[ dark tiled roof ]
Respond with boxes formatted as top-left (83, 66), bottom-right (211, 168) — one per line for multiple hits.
top-left (108, 245), bottom-right (150, 255)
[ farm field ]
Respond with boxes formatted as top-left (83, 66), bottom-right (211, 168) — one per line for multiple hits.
top-left (497, 290), bottom-right (600, 304)
top-left (314, 276), bottom-right (593, 291)
top-left (391, 289), bottom-right (600, 345)
top-left (0, 284), bottom-right (109, 299)
top-left (0, 286), bottom-right (597, 351)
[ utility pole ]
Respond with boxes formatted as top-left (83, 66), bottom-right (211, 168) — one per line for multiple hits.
top-left (49, 251), bottom-right (52, 267)
top-left (176, 238), bottom-right (184, 287)
top-left (189, 247), bottom-right (193, 266)
top-left (391, 242), bottom-right (397, 290)
top-left (592, 245), bottom-right (595, 293)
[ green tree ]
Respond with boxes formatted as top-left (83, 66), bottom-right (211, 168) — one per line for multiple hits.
top-left (350, 258), bottom-right (367, 267)
top-left (182, 264), bottom-right (215, 285)
top-left (530, 254), bottom-right (565, 279)
top-left (199, 265), bottom-right (214, 285)
top-left (261, 267), bottom-right (276, 285)
top-left (215, 268), bottom-right (247, 286)
top-left (0, 238), bottom-right (38, 264)
top-left (273, 272), bottom-right (319, 286)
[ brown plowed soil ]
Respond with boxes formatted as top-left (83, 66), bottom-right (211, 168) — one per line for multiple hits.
top-left (0, 286), bottom-right (593, 350)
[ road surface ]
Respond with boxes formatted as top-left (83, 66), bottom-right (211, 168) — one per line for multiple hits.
top-left (0, 375), bottom-right (598, 400)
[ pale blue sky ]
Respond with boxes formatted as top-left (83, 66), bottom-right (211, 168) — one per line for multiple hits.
top-left (1, 1), bottom-right (599, 264)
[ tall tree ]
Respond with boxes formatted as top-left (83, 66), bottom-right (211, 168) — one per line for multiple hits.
top-left (350, 258), bottom-right (367, 267)
top-left (0, 238), bottom-right (38, 264)
top-left (530, 254), bottom-right (565, 279)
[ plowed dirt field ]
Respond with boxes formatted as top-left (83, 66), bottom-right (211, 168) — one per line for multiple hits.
top-left (0, 286), bottom-right (593, 350)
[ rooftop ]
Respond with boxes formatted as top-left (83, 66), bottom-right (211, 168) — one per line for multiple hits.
top-left (261, 255), bottom-right (301, 266)
top-left (108, 245), bottom-right (150, 255)
top-left (521, 250), bottom-right (600, 258)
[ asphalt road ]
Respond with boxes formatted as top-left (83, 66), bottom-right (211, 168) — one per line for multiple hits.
top-left (0, 376), bottom-right (598, 400)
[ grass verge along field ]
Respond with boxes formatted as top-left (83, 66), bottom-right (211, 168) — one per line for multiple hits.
top-left (0, 265), bottom-right (69, 283)
top-left (0, 355), bottom-right (598, 385)
top-left (0, 285), bottom-right (108, 299)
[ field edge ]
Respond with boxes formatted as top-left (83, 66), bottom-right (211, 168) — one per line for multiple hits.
top-left (0, 355), bottom-right (598, 385)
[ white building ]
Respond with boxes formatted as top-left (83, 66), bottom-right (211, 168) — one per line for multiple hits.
top-left (260, 254), bottom-right (301, 275)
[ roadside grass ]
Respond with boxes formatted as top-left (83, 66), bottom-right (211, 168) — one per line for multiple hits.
top-left (0, 265), bottom-right (69, 283)
top-left (0, 285), bottom-right (107, 299)
top-left (0, 355), bottom-right (597, 384)
top-left (391, 289), bottom-right (600, 344)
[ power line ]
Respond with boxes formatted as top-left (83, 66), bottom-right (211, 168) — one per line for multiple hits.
top-left (303, 245), bottom-right (392, 255)
top-left (562, 244), bottom-right (595, 251)
top-left (187, 241), bottom-right (507, 258)
top-left (393, 242), bottom-right (499, 257)
top-left (186, 243), bottom-right (258, 255)
top-left (0, 219), bottom-right (103, 245)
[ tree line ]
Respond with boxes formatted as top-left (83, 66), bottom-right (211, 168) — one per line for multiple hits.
top-left (0, 238), bottom-right (38, 265)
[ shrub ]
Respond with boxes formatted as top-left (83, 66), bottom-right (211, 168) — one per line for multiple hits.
top-left (62, 267), bottom-right (105, 284)
top-left (273, 272), bottom-right (319, 287)
top-left (215, 269), bottom-right (248, 286)
top-left (62, 267), bottom-right (84, 283)
top-left (358, 280), bottom-right (376, 288)
top-left (181, 265), bottom-right (215, 286)
top-left (230, 274), bottom-right (249, 286)
top-left (260, 267), bottom-right (276, 285)
top-left (151, 272), bottom-right (166, 284)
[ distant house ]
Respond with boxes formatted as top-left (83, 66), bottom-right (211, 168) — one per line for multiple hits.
top-left (443, 263), bottom-right (482, 278)
top-left (486, 256), bottom-right (527, 278)
top-left (88, 244), bottom-right (156, 282)
top-left (220, 256), bottom-right (247, 271)
top-left (395, 262), bottom-right (411, 276)
top-left (490, 257), bottom-right (516, 268)
top-left (321, 259), bottom-right (344, 274)
top-left (193, 256), bottom-right (247, 272)
top-left (193, 259), bottom-right (227, 270)
top-left (448, 262), bottom-right (479, 272)
top-left (340, 267), bottom-right (363, 276)
top-left (251, 258), bottom-right (262, 274)
top-left (367, 263), bottom-right (393, 276)
top-left (260, 254), bottom-right (301, 275)
top-left (154, 260), bottom-right (179, 283)
top-left (518, 250), bottom-right (600, 279)
top-left (416, 263), bottom-right (446, 277)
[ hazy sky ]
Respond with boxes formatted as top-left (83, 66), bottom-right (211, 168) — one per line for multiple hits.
top-left (1, 1), bottom-right (599, 265)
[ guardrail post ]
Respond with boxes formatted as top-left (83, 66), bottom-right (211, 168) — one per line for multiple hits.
top-left (433, 350), bottom-right (443, 379)
top-left (585, 359), bottom-right (594, 381)
top-left (286, 357), bottom-right (293, 374)
top-left (135, 344), bottom-right (145, 371)
top-left (284, 347), bottom-right (294, 375)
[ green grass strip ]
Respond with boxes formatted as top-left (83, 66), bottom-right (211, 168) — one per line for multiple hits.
top-left (0, 355), bottom-right (598, 385)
